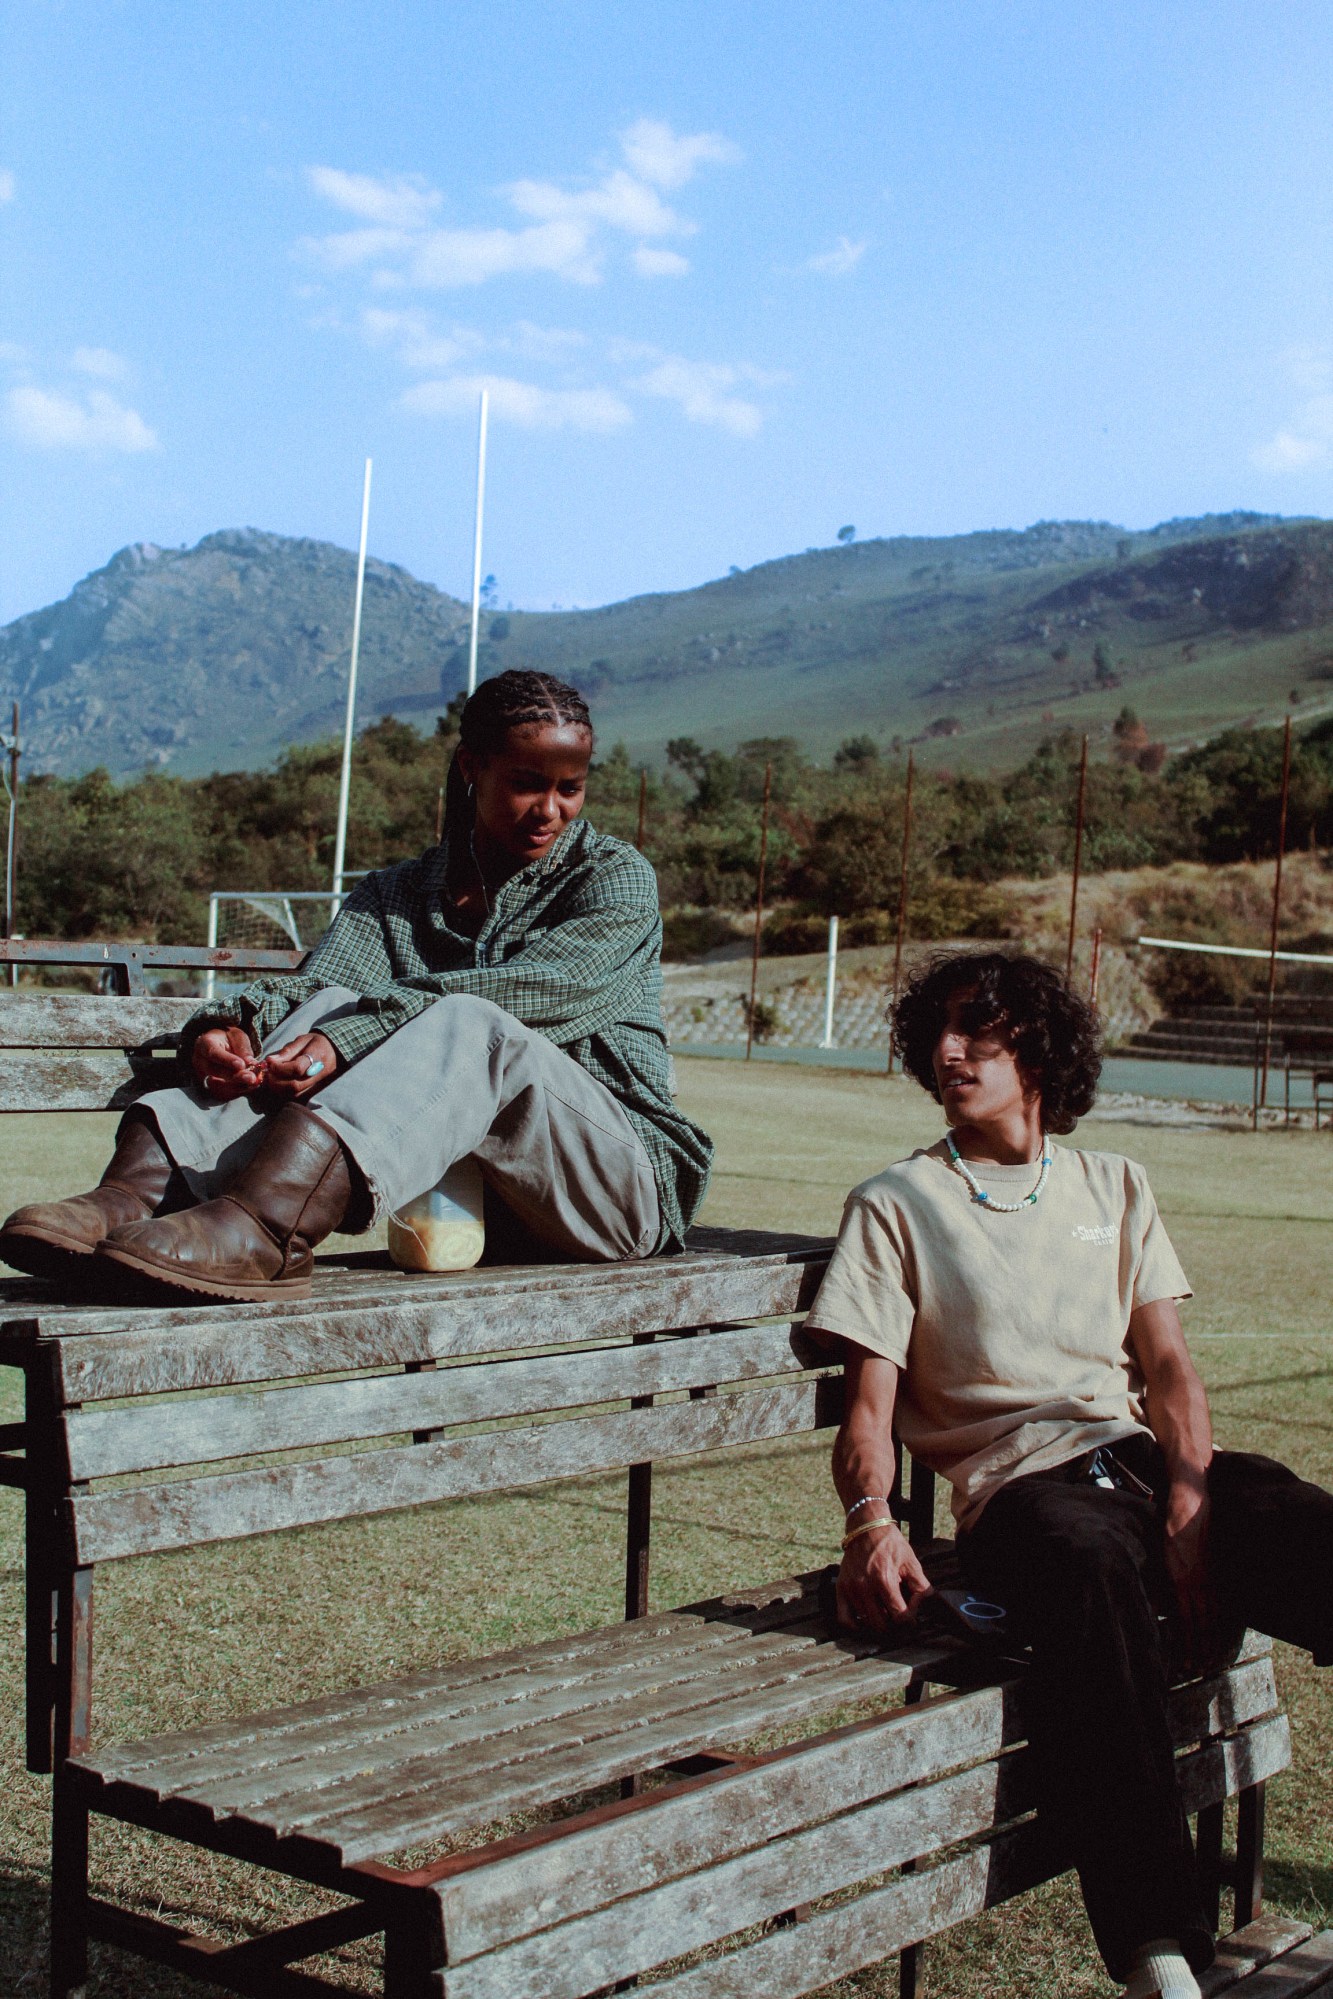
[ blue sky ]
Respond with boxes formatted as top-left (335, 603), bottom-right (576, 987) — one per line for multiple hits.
top-left (4, 0), bottom-right (1333, 624)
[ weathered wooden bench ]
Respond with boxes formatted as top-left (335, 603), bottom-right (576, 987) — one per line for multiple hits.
top-left (0, 978), bottom-right (1317, 1999)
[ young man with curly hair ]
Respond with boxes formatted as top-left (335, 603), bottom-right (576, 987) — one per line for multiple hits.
top-left (806, 950), bottom-right (1333, 1999)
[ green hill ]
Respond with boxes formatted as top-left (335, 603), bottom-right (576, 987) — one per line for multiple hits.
top-left (4, 512), bottom-right (1333, 778)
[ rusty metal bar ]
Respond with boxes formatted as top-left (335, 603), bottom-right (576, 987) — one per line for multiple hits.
top-left (55, 1561), bottom-right (95, 1764)
top-left (51, 1773), bottom-right (90, 1999)
top-left (1234, 1781), bottom-right (1267, 1926)
top-left (888, 751), bottom-right (915, 1074)
top-left (25, 1360), bottom-right (57, 1773)
top-left (1065, 733), bottom-right (1089, 981)
top-left (745, 763), bottom-right (773, 1061)
top-left (0, 939), bottom-right (305, 975)
top-left (1259, 717), bottom-right (1294, 1110)
top-left (86, 1897), bottom-right (366, 1997)
top-left (1195, 1799), bottom-right (1224, 1931)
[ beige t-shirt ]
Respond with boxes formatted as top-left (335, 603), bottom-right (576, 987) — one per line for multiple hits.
top-left (806, 1138), bottom-right (1192, 1528)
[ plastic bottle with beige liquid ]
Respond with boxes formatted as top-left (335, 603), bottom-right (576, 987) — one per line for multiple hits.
top-left (387, 1158), bottom-right (486, 1272)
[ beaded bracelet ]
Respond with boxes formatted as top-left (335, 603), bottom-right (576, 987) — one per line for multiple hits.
top-left (840, 1516), bottom-right (896, 1551)
top-left (844, 1494), bottom-right (893, 1523)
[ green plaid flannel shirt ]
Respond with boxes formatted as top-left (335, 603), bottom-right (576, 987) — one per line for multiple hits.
top-left (188, 818), bottom-right (712, 1251)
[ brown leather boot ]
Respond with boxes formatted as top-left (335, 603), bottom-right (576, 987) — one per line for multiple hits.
top-left (96, 1105), bottom-right (352, 1302)
top-left (0, 1116), bottom-right (179, 1284)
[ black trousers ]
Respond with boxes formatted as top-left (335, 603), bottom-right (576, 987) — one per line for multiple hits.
top-left (959, 1434), bottom-right (1333, 1982)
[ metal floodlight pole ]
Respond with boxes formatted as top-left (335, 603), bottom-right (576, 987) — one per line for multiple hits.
top-left (467, 389), bottom-right (490, 698)
top-left (636, 768), bottom-right (648, 851)
top-left (332, 457), bottom-right (373, 911)
top-left (205, 893), bottom-right (220, 1006)
top-left (887, 750), bottom-right (915, 1074)
top-left (1089, 925), bottom-right (1104, 1008)
top-left (4, 700), bottom-right (18, 936)
top-left (1065, 733), bottom-right (1089, 981)
top-left (822, 913), bottom-right (839, 1049)
top-left (3, 701), bottom-right (19, 988)
top-left (1259, 714), bottom-right (1294, 1111)
top-left (745, 763), bottom-right (773, 1061)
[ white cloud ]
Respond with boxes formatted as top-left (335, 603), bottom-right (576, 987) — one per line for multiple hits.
top-left (806, 236), bottom-right (867, 276)
top-left (303, 224), bottom-right (417, 272)
top-left (359, 307), bottom-right (477, 370)
top-left (400, 371), bottom-right (632, 432)
top-left (1282, 344), bottom-right (1332, 395)
top-left (508, 167), bottom-right (684, 240)
top-left (71, 345), bottom-right (127, 380)
top-left (305, 166), bottom-right (442, 231)
top-left (633, 246), bottom-right (690, 278)
top-left (406, 218), bottom-right (602, 288)
top-left (1253, 353), bottom-right (1333, 472)
top-left (6, 384), bottom-right (158, 452)
top-left (631, 355), bottom-right (764, 437)
top-left (508, 321), bottom-right (588, 359)
top-left (0, 170), bottom-right (14, 206)
top-left (619, 118), bottom-right (742, 190)
top-left (303, 120), bottom-right (737, 291)
top-left (1254, 430), bottom-right (1327, 472)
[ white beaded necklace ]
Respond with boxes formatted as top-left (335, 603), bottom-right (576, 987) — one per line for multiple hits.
top-left (946, 1130), bottom-right (1052, 1212)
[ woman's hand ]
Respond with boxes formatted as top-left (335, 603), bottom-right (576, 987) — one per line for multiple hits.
top-left (260, 1032), bottom-right (340, 1100)
top-left (836, 1517), bottom-right (933, 1633)
top-left (193, 1025), bottom-right (265, 1100)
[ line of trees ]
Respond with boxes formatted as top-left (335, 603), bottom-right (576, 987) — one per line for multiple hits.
top-left (10, 707), bottom-right (1333, 953)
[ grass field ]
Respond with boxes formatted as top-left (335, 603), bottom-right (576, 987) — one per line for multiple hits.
top-left (1, 1061), bottom-right (1330, 1996)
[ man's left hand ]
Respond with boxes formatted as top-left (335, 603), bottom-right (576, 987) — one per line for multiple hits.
top-left (261, 1032), bottom-right (340, 1101)
top-left (1164, 1477), bottom-right (1216, 1673)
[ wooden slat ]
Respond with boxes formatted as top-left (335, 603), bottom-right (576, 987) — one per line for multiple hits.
top-left (63, 1322), bottom-right (826, 1478)
top-left (0, 1049), bottom-right (181, 1113)
top-left (84, 1614), bottom-right (712, 1789)
top-left (78, 1575), bottom-right (830, 1790)
top-left (578, 1819), bottom-right (1049, 1999)
top-left (66, 1378), bottom-right (844, 1562)
top-left (438, 1687), bottom-right (1013, 1970)
top-left (300, 1652), bottom-right (918, 1863)
top-left (1168, 1656), bottom-right (1277, 1745)
top-left (163, 1618), bottom-right (833, 1813)
top-left (1201, 1920), bottom-right (1317, 1997)
top-left (1176, 1714), bottom-right (1291, 1815)
top-left (535, 1739), bottom-right (1298, 1999)
top-left (435, 1648), bottom-right (1279, 1963)
top-left (447, 1757), bottom-right (1029, 1999)
top-left (0, 994), bottom-right (198, 1047)
top-left (184, 1625), bottom-right (845, 1825)
top-left (91, 1613), bottom-right (820, 1801)
top-left (1201, 1933), bottom-right (1333, 1999)
top-left (447, 1697), bottom-right (1289, 1999)
top-left (42, 1246), bottom-right (833, 1401)
top-left (309, 1647), bottom-right (1271, 1863)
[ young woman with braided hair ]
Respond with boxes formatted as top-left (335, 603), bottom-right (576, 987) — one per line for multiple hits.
top-left (1, 671), bottom-right (713, 1301)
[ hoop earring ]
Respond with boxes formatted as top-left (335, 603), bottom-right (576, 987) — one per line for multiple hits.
top-left (466, 782), bottom-right (474, 799)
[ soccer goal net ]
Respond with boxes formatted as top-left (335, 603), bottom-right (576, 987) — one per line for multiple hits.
top-left (204, 891), bottom-right (339, 1000)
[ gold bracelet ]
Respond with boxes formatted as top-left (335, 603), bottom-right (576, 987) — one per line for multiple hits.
top-left (841, 1515), bottom-right (896, 1551)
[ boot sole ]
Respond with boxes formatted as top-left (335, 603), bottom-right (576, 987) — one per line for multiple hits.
top-left (94, 1242), bottom-right (313, 1304)
top-left (0, 1224), bottom-right (98, 1285)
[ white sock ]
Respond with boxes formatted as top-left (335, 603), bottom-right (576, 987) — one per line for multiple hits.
top-left (1122, 1939), bottom-right (1201, 1999)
